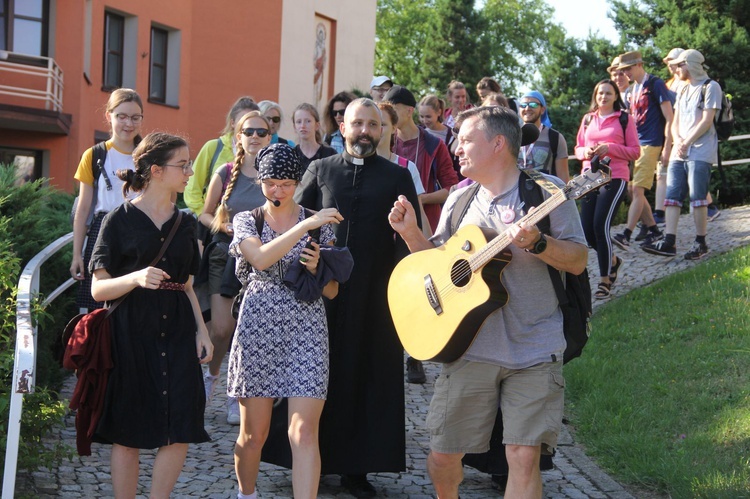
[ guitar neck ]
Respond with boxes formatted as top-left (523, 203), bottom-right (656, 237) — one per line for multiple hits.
top-left (469, 189), bottom-right (567, 270)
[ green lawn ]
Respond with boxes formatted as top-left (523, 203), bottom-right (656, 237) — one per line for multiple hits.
top-left (565, 246), bottom-right (750, 498)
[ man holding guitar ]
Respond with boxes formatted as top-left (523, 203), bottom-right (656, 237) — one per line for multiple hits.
top-left (388, 106), bottom-right (588, 499)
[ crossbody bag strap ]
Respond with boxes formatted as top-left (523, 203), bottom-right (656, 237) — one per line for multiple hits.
top-left (105, 209), bottom-right (184, 318)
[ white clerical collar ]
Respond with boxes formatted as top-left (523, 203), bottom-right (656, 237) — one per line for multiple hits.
top-left (350, 156), bottom-right (364, 165)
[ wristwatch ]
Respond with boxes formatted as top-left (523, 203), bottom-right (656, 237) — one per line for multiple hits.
top-left (526, 233), bottom-right (548, 255)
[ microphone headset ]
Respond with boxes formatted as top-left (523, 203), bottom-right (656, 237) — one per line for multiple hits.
top-left (264, 194), bottom-right (281, 207)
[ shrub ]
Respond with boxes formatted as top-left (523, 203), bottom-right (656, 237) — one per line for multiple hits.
top-left (0, 165), bottom-right (75, 484)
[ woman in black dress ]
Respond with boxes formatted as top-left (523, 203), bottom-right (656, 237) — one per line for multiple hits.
top-left (90, 132), bottom-right (213, 498)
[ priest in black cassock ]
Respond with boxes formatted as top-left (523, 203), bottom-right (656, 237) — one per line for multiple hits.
top-left (259, 97), bottom-right (421, 497)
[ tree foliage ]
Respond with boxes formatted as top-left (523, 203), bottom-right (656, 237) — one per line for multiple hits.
top-left (374, 0), bottom-right (559, 100)
top-left (610, 0), bottom-right (750, 204)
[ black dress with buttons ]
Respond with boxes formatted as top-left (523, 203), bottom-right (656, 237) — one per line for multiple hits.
top-left (89, 202), bottom-right (209, 449)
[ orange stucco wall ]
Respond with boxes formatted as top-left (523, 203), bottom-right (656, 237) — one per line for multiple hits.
top-left (1, 0), bottom-right (374, 193)
top-left (2, 0), bottom-right (284, 192)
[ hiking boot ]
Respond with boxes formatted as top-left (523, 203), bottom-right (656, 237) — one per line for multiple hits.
top-left (204, 371), bottom-right (219, 403)
top-left (641, 240), bottom-right (676, 257)
top-left (226, 396), bottom-right (241, 425)
top-left (639, 229), bottom-right (663, 247)
top-left (406, 357), bottom-right (426, 384)
top-left (684, 242), bottom-right (709, 260)
top-left (707, 204), bottom-right (721, 222)
top-left (612, 232), bottom-right (630, 250)
top-left (634, 222), bottom-right (650, 242)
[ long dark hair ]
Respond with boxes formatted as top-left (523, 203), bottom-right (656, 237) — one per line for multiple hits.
top-left (117, 132), bottom-right (188, 196)
top-left (589, 79), bottom-right (624, 113)
top-left (324, 91), bottom-right (357, 134)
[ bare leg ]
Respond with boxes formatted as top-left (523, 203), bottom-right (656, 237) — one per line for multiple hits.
top-left (287, 397), bottom-right (326, 499)
top-left (693, 205), bottom-right (708, 236)
top-left (150, 443), bottom-right (189, 499)
top-left (655, 168), bottom-right (667, 213)
top-left (234, 397), bottom-right (274, 495)
top-left (505, 444), bottom-right (543, 499)
top-left (627, 186), bottom-right (655, 230)
top-left (111, 444), bottom-right (139, 498)
top-left (666, 206), bottom-right (680, 235)
top-left (427, 451), bottom-right (464, 499)
top-left (207, 294), bottom-right (236, 376)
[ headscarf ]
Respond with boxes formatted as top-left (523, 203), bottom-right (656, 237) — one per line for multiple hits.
top-left (255, 143), bottom-right (302, 181)
top-left (521, 91), bottom-right (552, 128)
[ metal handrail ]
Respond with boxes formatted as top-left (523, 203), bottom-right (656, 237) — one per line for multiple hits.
top-left (0, 50), bottom-right (64, 112)
top-left (2, 233), bottom-right (74, 499)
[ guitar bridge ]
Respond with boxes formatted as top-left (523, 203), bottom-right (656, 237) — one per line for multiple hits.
top-left (424, 274), bottom-right (443, 315)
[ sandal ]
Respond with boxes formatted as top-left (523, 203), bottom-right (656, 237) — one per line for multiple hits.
top-left (595, 281), bottom-right (611, 299)
top-left (609, 256), bottom-right (623, 284)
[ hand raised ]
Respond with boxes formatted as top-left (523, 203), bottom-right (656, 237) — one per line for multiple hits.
top-left (306, 207), bottom-right (343, 229)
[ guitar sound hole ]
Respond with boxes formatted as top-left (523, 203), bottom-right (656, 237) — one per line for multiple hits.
top-left (451, 260), bottom-right (471, 287)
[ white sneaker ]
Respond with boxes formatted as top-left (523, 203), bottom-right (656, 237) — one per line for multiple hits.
top-left (226, 396), bottom-right (241, 425)
top-left (203, 371), bottom-right (219, 403)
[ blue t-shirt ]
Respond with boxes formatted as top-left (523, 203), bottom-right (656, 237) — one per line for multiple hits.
top-left (628, 74), bottom-right (672, 147)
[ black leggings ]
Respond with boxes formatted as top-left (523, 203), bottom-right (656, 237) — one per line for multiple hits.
top-left (579, 178), bottom-right (627, 278)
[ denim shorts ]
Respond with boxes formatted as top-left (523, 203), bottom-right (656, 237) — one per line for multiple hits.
top-left (665, 160), bottom-right (712, 208)
top-left (427, 359), bottom-right (564, 455)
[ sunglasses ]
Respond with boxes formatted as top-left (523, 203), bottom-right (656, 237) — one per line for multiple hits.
top-left (241, 128), bottom-right (270, 138)
top-left (518, 102), bottom-right (541, 109)
top-left (332, 109), bottom-right (346, 117)
top-left (265, 116), bottom-right (281, 124)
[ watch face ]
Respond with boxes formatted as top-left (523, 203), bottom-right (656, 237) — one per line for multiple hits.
top-left (534, 234), bottom-right (547, 253)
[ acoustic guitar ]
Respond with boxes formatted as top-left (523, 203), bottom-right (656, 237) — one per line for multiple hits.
top-left (388, 167), bottom-right (610, 363)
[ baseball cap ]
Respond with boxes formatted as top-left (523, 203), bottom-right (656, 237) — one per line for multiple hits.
top-left (370, 76), bottom-right (392, 89)
top-left (663, 48), bottom-right (685, 63)
top-left (383, 85), bottom-right (417, 107)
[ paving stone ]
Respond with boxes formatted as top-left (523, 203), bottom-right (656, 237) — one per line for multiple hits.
top-left (23, 207), bottom-right (750, 498)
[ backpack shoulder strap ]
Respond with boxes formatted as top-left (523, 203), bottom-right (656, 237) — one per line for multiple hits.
top-left (517, 170), bottom-right (551, 235)
top-left (251, 206), bottom-right (264, 236)
top-left (618, 111), bottom-right (629, 146)
top-left (205, 138), bottom-right (224, 191)
top-left (92, 141), bottom-right (111, 191)
top-left (699, 79), bottom-right (712, 110)
top-left (548, 128), bottom-right (559, 175)
top-left (448, 182), bottom-right (481, 235)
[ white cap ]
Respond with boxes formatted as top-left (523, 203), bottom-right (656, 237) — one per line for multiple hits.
top-left (663, 48), bottom-right (685, 63)
top-left (370, 75), bottom-right (392, 88)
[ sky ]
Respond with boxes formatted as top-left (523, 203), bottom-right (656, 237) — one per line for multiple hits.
top-left (550, 0), bottom-right (619, 44)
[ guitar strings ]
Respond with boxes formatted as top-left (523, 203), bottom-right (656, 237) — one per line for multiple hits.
top-left (431, 189), bottom-right (566, 302)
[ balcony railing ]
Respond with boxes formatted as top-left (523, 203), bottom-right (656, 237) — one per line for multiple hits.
top-left (0, 50), bottom-right (64, 112)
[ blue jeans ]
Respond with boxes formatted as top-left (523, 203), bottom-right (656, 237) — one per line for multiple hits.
top-left (665, 160), bottom-right (711, 208)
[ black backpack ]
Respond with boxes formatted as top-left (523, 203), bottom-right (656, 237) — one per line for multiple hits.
top-left (448, 172), bottom-right (592, 364)
top-left (70, 142), bottom-right (110, 227)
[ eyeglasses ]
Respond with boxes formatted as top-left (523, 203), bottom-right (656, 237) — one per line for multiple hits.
top-left (265, 116), bottom-right (281, 124)
top-left (162, 160), bottom-right (193, 174)
top-left (517, 102), bottom-right (541, 109)
top-left (114, 113), bottom-right (144, 123)
top-left (241, 128), bottom-right (270, 138)
top-left (262, 180), bottom-right (297, 190)
top-left (332, 109), bottom-right (346, 117)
